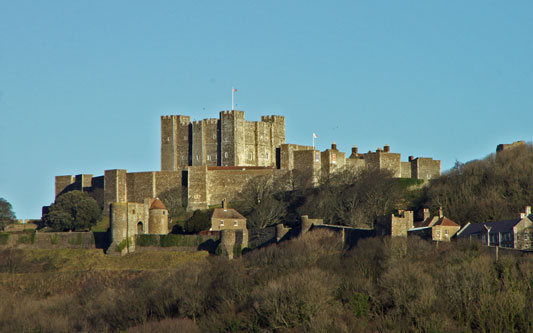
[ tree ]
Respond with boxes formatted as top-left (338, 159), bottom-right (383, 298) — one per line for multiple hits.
top-left (298, 168), bottom-right (405, 228)
top-left (0, 198), bottom-right (16, 230)
top-left (235, 175), bottom-right (288, 229)
top-left (184, 210), bottom-right (211, 233)
top-left (43, 191), bottom-right (101, 231)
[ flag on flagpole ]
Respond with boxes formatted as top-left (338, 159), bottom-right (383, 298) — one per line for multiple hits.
top-left (313, 133), bottom-right (318, 138)
top-left (233, 88), bottom-right (237, 92)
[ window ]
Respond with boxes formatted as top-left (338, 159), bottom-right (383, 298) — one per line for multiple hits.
top-left (163, 211), bottom-right (166, 215)
top-left (213, 134), bottom-right (216, 140)
top-left (181, 155), bottom-right (185, 161)
top-left (196, 155), bottom-right (199, 161)
top-left (207, 155), bottom-right (211, 161)
top-left (132, 209), bottom-right (135, 214)
top-left (224, 152), bottom-right (228, 158)
top-left (266, 152), bottom-right (269, 159)
top-left (444, 229), bottom-right (449, 236)
top-left (220, 220), bottom-right (224, 226)
top-left (234, 220), bottom-right (238, 226)
top-left (249, 152), bottom-right (253, 160)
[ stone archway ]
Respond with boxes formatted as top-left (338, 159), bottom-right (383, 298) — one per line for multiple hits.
top-left (137, 221), bottom-right (144, 234)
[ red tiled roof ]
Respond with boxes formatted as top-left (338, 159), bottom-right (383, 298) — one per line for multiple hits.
top-left (434, 216), bottom-right (460, 227)
top-left (150, 199), bottom-right (167, 210)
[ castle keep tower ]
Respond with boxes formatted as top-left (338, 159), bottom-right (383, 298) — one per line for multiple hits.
top-left (161, 111), bottom-right (285, 169)
top-left (161, 115), bottom-right (191, 171)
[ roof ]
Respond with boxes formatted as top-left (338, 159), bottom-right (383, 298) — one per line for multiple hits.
top-left (414, 216), bottom-right (438, 228)
top-left (150, 199), bottom-right (167, 210)
top-left (434, 216), bottom-right (460, 227)
top-left (414, 216), bottom-right (459, 228)
top-left (456, 218), bottom-right (523, 238)
top-left (212, 208), bottom-right (246, 220)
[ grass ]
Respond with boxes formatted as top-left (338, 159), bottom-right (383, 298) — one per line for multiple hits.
top-left (91, 216), bottom-right (110, 232)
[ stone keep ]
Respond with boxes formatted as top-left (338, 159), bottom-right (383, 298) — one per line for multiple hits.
top-left (161, 110), bottom-right (285, 170)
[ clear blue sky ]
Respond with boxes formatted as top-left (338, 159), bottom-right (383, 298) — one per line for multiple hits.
top-left (1, 1), bottom-right (532, 219)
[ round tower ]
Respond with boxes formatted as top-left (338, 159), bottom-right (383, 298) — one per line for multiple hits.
top-left (149, 198), bottom-right (169, 234)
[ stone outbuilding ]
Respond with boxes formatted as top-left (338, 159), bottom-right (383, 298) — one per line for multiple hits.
top-left (210, 200), bottom-right (247, 231)
top-left (409, 209), bottom-right (460, 241)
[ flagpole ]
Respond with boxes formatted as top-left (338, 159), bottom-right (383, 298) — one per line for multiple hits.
top-left (232, 87), bottom-right (234, 110)
top-left (313, 134), bottom-right (315, 149)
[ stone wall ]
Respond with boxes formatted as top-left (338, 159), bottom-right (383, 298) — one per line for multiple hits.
top-left (514, 218), bottom-right (533, 249)
top-left (376, 210), bottom-right (414, 237)
top-left (293, 149), bottom-right (321, 187)
top-left (411, 158), bottom-right (441, 180)
top-left (279, 143), bottom-right (314, 170)
top-left (496, 140), bottom-right (526, 153)
top-left (205, 167), bottom-right (282, 208)
top-left (104, 169), bottom-right (127, 215)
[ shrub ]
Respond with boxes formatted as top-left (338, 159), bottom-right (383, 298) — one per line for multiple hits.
top-left (184, 210), bottom-right (211, 233)
top-left (137, 235), bottom-right (159, 247)
top-left (0, 233), bottom-right (9, 245)
top-left (349, 292), bottom-right (370, 317)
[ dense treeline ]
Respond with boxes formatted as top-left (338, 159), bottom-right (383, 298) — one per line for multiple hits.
top-left (422, 144), bottom-right (533, 225)
top-left (1, 231), bottom-right (533, 331)
top-left (233, 168), bottom-right (419, 229)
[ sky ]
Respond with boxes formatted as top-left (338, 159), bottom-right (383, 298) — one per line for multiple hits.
top-left (1, 1), bottom-right (533, 219)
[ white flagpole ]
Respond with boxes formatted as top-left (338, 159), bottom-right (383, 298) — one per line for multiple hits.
top-left (232, 87), bottom-right (234, 110)
top-left (312, 134), bottom-right (315, 149)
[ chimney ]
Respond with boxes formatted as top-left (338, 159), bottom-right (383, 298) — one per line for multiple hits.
top-left (331, 142), bottom-right (337, 150)
top-left (409, 156), bottom-right (414, 162)
top-left (439, 207), bottom-right (443, 218)
top-left (352, 146), bottom-right (358, 155)
top-left (423, 208), bottom-right (430, 221)
top-left (526, 206), bottom-right (532, 215)
top-left (384, 145), bottom-right (390, 152)
top-left (222, 199), bottom-right (227, 209)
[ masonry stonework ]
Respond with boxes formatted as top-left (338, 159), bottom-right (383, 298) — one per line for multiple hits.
top-left (51, 110), bottom-right (441, 217)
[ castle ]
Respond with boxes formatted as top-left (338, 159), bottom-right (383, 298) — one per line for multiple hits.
top-left (53, 110), bottom-right (441, 214)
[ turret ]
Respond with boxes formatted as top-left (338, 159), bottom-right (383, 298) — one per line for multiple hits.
top-left (149, 198), bottom-right (169, 234)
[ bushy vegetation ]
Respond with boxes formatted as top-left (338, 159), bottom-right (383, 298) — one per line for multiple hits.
top-left (43, 191), bottom-right (102, 231)
top-left (1, 231), bottom-right (532, 331)
top-left (422, 144), bottom-right (533, 224)
top-left (0, 197), bottom-right (16, 230)
top-left (184, 210), bottom-right (211, 233)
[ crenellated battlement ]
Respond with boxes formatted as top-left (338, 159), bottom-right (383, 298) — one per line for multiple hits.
top-left (261, 115), bottom-right (285, 123)
top-left (161, 115), bottom-right (191, 126)
top-left (192, 118), bottom-right (218, 126)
